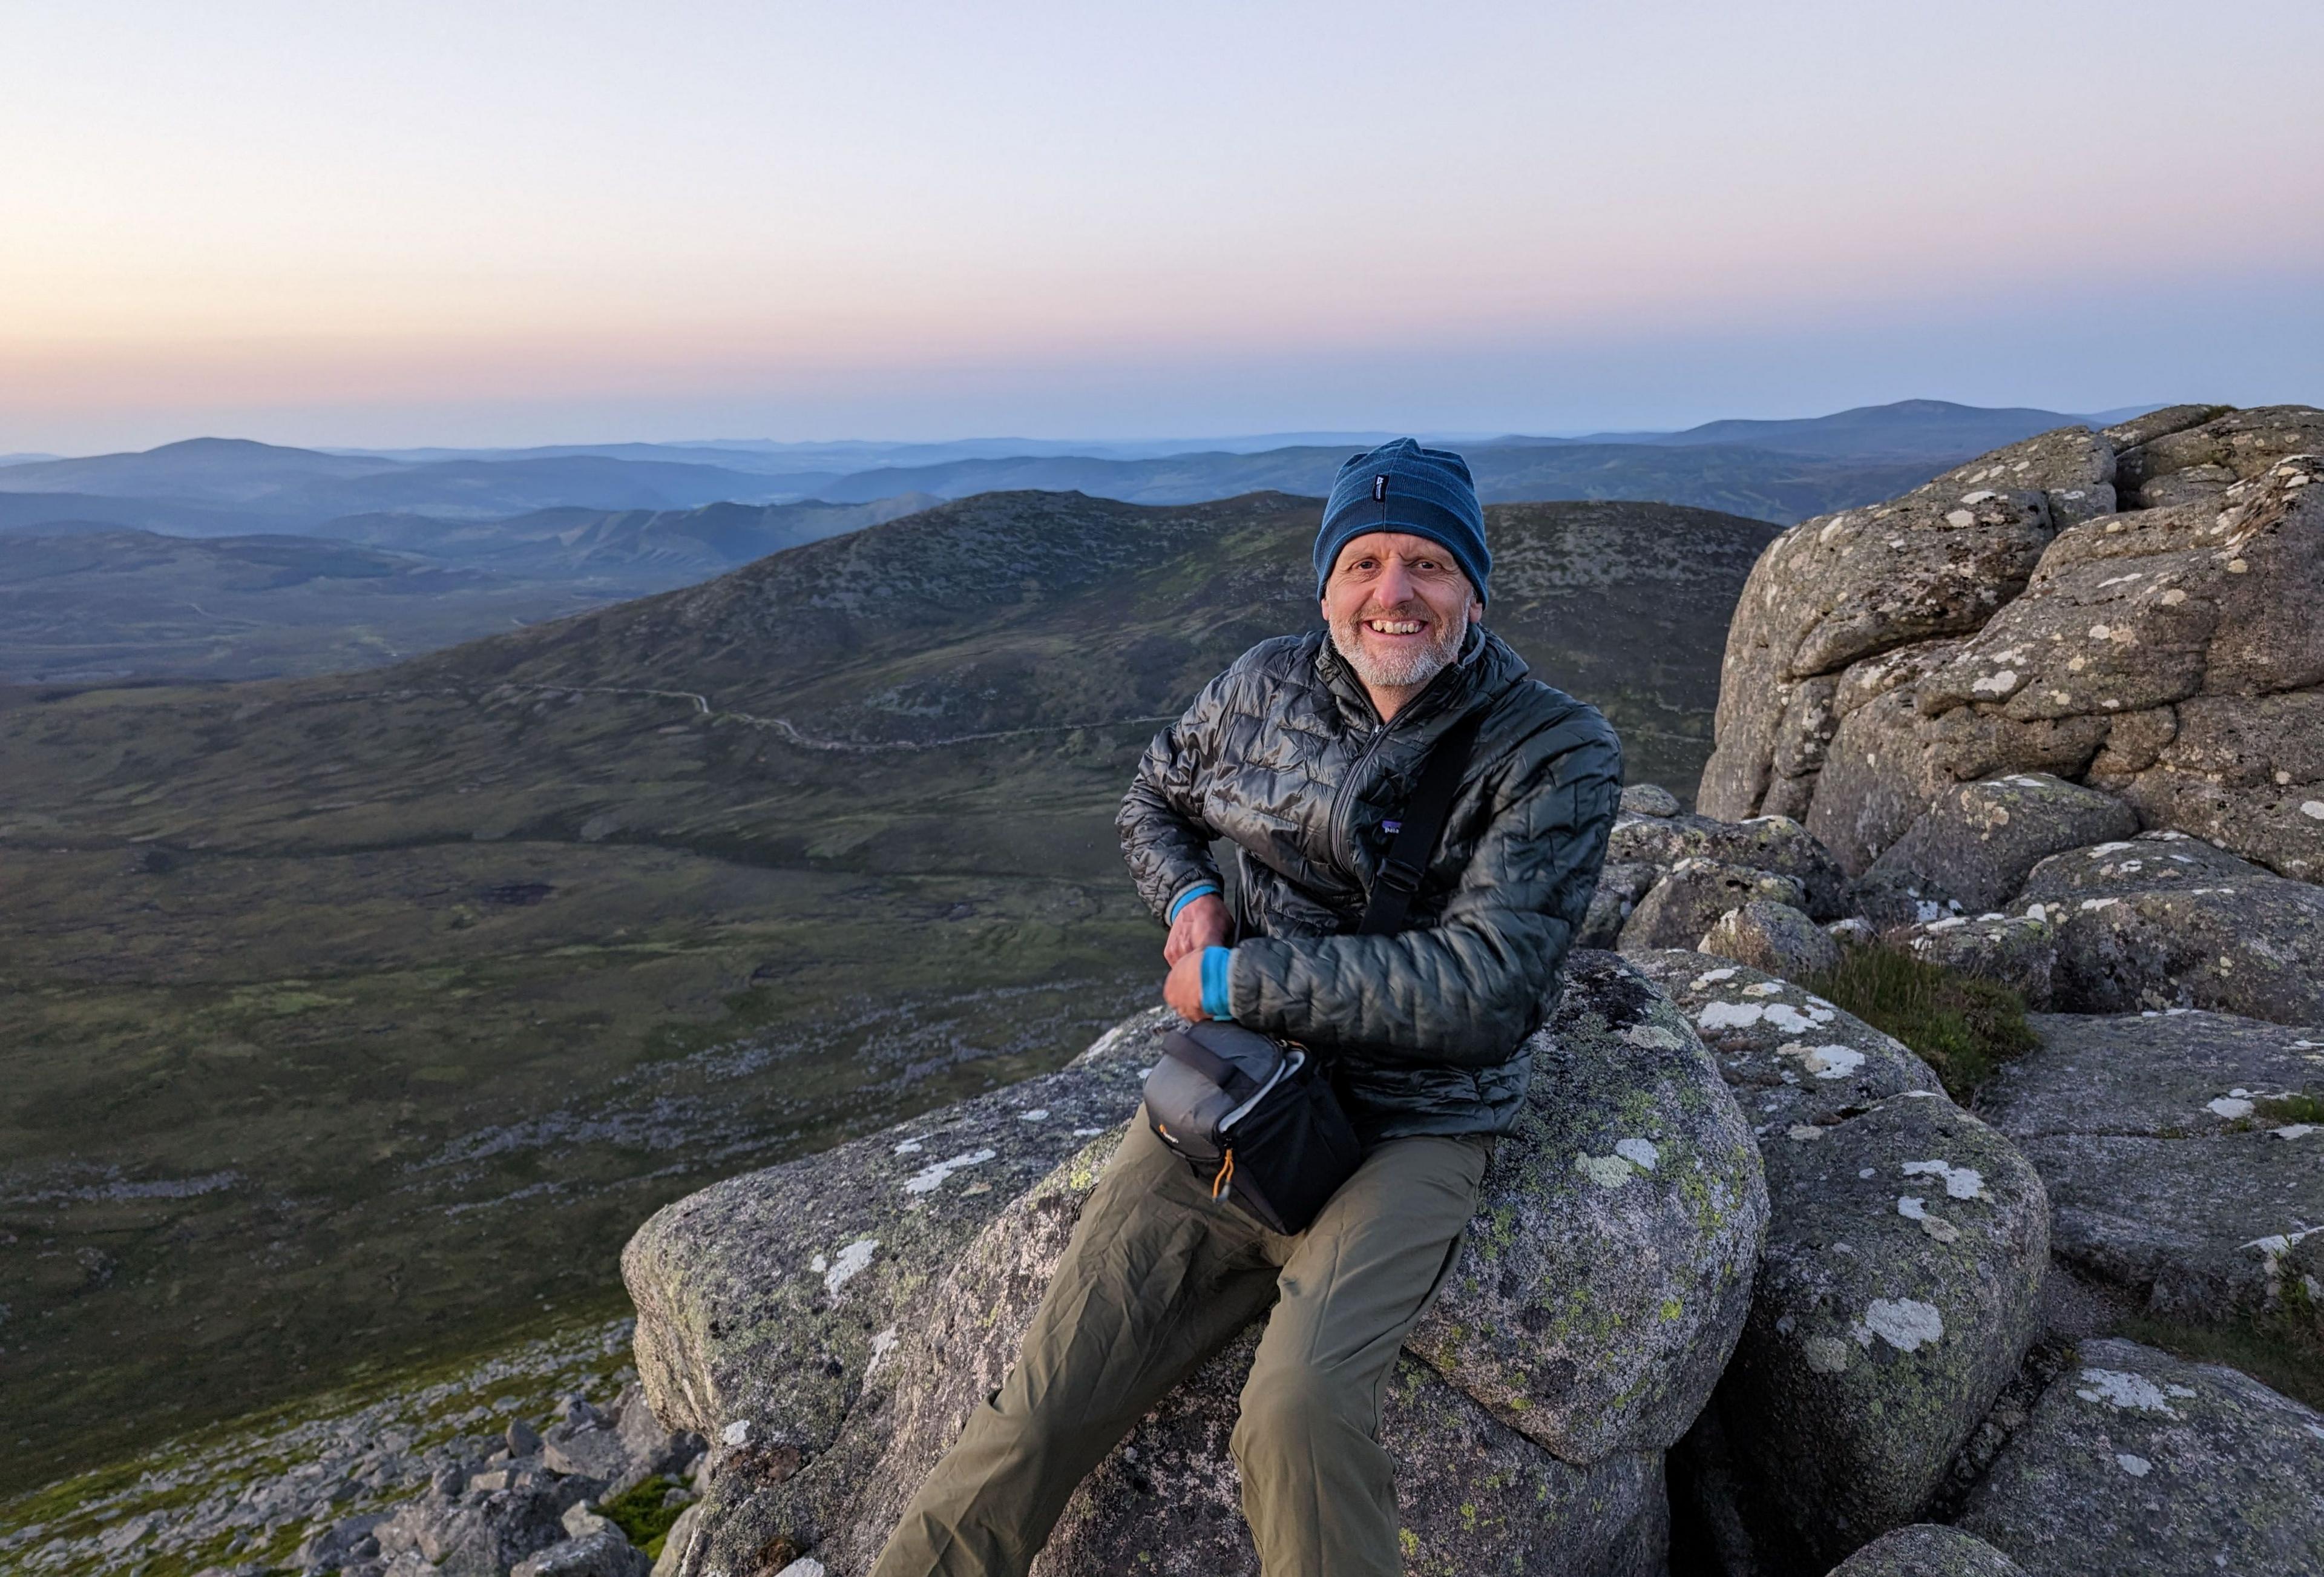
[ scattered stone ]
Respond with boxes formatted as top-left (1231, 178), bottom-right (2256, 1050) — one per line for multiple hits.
top-left (1980, 1010), bottom-right (2324, 1322)
top-left (1712, 1091), bottom-right (2050, 1567)
top-left (508, 1419), bottom-right (545, 1456)
top-left (1619, 860), bottom-right (1809, 952)
top-left (1958, 1338), bottom-right (2324, 1576)
top-left (1892, 913), bottom-right (2056, 1007)
top-left (511, 1527), bottom-right (653, 1577)
top-left (2018, 834), bottom-right (2324, 1024)
top-left (1620, 782), bottom-right (1684, 817)
top-left (1609, 812), bottom-right (1850, 918)
top-left (1826, 1523), bottom-right (2027, 1576)
top-left (1868, 773), bottom-right (2136, 912)
top-left (1577, 860), bottom-right (1659, 947)
top-left (1699, 900), bottom-right (1842, 983)
top-left (1850, 866), bottom-right (1965, 934)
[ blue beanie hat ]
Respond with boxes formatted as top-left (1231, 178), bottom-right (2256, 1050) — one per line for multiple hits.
top-left (1313, 438), bottom-right (1489, 602)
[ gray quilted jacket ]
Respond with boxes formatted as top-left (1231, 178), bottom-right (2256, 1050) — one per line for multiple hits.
top-left (1117, 623), bottom-right (1623, 1141)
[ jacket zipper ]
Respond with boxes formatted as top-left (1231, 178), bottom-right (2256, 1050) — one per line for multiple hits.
top-left (1329, 717), bottom-right (1393, 877)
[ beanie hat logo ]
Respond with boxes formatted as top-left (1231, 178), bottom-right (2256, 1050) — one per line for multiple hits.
top-left (1373, 475), bottom-right (1388, 501)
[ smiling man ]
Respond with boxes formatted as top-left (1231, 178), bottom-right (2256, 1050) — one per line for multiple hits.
top-left (872, 439), bottom-right (1623, 1577)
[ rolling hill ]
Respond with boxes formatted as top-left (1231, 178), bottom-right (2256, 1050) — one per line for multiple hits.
top-left (0, 489), bottom-right (1774, 1487)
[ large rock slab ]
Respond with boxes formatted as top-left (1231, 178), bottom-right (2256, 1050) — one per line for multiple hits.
top-left (620, 1012), bottom-right (1161, 1454)
top-left (1980, 1010), bottom-right (2324, 1321)
top-left (1713, 1090), bottom-right (2050, 1567)
top-left (1626, 950), bottom-right (1944, 1132)
top-left (1699, 899), bottom-right (1842, 983)
top-left (1827, 1523), bottom-right (2027, 1577)
top-left (1608, 809), bottom-right (1851, 918)
top-left (691, 1131), bottom-right (1670, 1577)
top-left (1958, 1338), bottom-right (2324, 1577)
top-left (1405, 950), bottom-right (1768, 1463)
top-left (2018, 833), bottom-right (2324, 1024)
top-left (1892, 913), bottom-right (2056, 1008)
top-left (1868, 772), bottom-right (2135, 912)
top-left (1618, 860), bottom-right (1809, 951)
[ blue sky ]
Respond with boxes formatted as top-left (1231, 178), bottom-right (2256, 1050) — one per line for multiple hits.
top-left (4, 0), bottom-right (2319, 450)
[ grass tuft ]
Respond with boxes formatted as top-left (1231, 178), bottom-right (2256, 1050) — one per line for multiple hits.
top-left (2118, 1288), bottom-right (2324, 1413)
top-left (2255, 1091), bottom-right (2324, 1126)
top-left (600, 1475), bottom-right (689, 1558)
top-left (1805, 942), bottom-right (2038, 1100)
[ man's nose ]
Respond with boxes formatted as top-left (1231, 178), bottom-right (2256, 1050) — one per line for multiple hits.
top-left (1376, 559), bottom-right (1416, 605)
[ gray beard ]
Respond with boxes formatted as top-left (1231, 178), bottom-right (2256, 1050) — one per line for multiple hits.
top-left (1328, 605), bottom-right (1469, 691)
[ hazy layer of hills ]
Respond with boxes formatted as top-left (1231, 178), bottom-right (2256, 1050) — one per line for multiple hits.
top-left (0, 401), bottom-right (2147, 686)
top-left (0, 490), bottom-right (1774, 1489)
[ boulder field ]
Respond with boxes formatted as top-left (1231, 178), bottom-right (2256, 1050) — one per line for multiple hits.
top-left (324, 412), bottom-right (2324, 1576)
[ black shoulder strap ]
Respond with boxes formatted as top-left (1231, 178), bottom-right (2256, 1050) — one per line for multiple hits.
top-left (1358, 709), bottom-right (1486, 937)
top-left (1161, 1028), bottom-right (1264, 1102)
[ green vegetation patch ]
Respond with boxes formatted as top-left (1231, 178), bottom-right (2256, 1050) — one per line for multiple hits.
top-left (600, 1475), bottom-right (689, 1557)
top-left (2121, 1285), bottom-right (2324, 1413)
top-left (2255, 1091), bottom-right (2324, 1126)
top-left (1807, 943), bottom-right (2038, 1099)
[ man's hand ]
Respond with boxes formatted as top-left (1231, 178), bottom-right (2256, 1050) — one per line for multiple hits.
top-left (1163, 892), bottom-right (1230, 966)
top-left (1164, 948), bottom-right (1210, 1021)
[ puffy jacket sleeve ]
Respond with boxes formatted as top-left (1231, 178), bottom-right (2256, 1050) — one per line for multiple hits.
top-left (1115, 668), bottom-right (1237, 924)
top-left (1227, 710), bottom-right (1621, 1064)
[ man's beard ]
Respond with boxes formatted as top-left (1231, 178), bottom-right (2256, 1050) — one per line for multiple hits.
top-left (1328, 601), bottom-right (1471, 691)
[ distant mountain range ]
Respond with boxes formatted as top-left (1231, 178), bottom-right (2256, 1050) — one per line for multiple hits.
top-left (0, 401), bottom-right (2162, 548)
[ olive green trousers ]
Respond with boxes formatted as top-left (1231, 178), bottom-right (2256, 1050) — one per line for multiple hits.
top-left (869, 1105), bottom-right (1488, 1577)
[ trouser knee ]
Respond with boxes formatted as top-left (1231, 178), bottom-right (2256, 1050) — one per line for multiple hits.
top-left (1231, 1358), bottom-right (1367, 1467)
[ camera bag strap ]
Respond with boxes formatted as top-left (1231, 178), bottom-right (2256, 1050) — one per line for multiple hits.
top-left (1356, 709), bottom-right (1486, 937)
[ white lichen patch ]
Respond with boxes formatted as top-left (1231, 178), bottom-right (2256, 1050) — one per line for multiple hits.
top-left (902, 1147), bottom-right (997, 1194)
top-left (2115, 1452), bottom-right (2152, 1477)
top-left (1691, 967), bottom-right (1739, 987)
top-left (1018, 1108), bottom-right (1049, 1121)
top-left (865, 1326), bottom-right (900, 1374)
top-left (1698, 1000), bottom-right (1834, 1034)
top-left (1787, 1124), bottom-right (1825, 1142)
top-left (1897, 1196), bottom-right (1961, 1243)
top-left (2272, 1125), bottom-right (2316, 1141)
top-left (721, 1418), bottom-right (753, 1446)
top-left (1783, 1042), bottom-right (1867, 1081)
top-left (1614, 1137), bottom-right (1661, 1171)
top-left (1624, 1024), bottom-right (1685, 1050)
top-left (1856, 1299), bottom-right (1945, 1352)
top-left (2075, 1367), bottom-right (2179, 1416)
top-left (892, 1139), bottom-right (924, 1154)
top-left (1902, 1159), bottom-right (1988, 1200)
top-left (822, 1236), bottom-right (879, 1297)
top-left (1574, 1153), bottom-right (1636, 1188)
top-left (2207, 1097), bottom-right (2255, 1120)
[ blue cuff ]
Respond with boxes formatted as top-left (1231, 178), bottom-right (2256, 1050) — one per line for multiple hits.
top-left (1200, 946), bottom-right (1235, 1021)
top-left (1167, 883), bottom-right (1219, 922)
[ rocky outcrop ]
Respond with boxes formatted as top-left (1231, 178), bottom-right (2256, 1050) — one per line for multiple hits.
top-left (629, 958), bottom-right (1764, 1576)
top-left (1957, 1338), bottom-right (2324, 1577)
top-left (1695, 409), bottom-right (2324, 889)
top-left (1711, 1091), bottom-right (2050, 1568)
top-left (620, 1017), bottom-right (1157, 1456)
top-left (2018, 834), bottom-right (2324, 1022)
top-left (1980, 1010), bottom-right (2324, 1323)
top-left (1620, 861), bottom-right (1810, 951)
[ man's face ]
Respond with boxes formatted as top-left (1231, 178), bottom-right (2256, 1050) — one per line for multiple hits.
top-left (1321, 531), bottom-right (1479, 693)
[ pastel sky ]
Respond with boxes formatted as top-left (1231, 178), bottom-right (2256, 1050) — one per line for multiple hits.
top-left (5, 0), bottom-right (2320, 452)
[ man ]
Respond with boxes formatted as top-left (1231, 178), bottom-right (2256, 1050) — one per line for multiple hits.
top-left (873, 439), bottom-right (1622, 1576)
